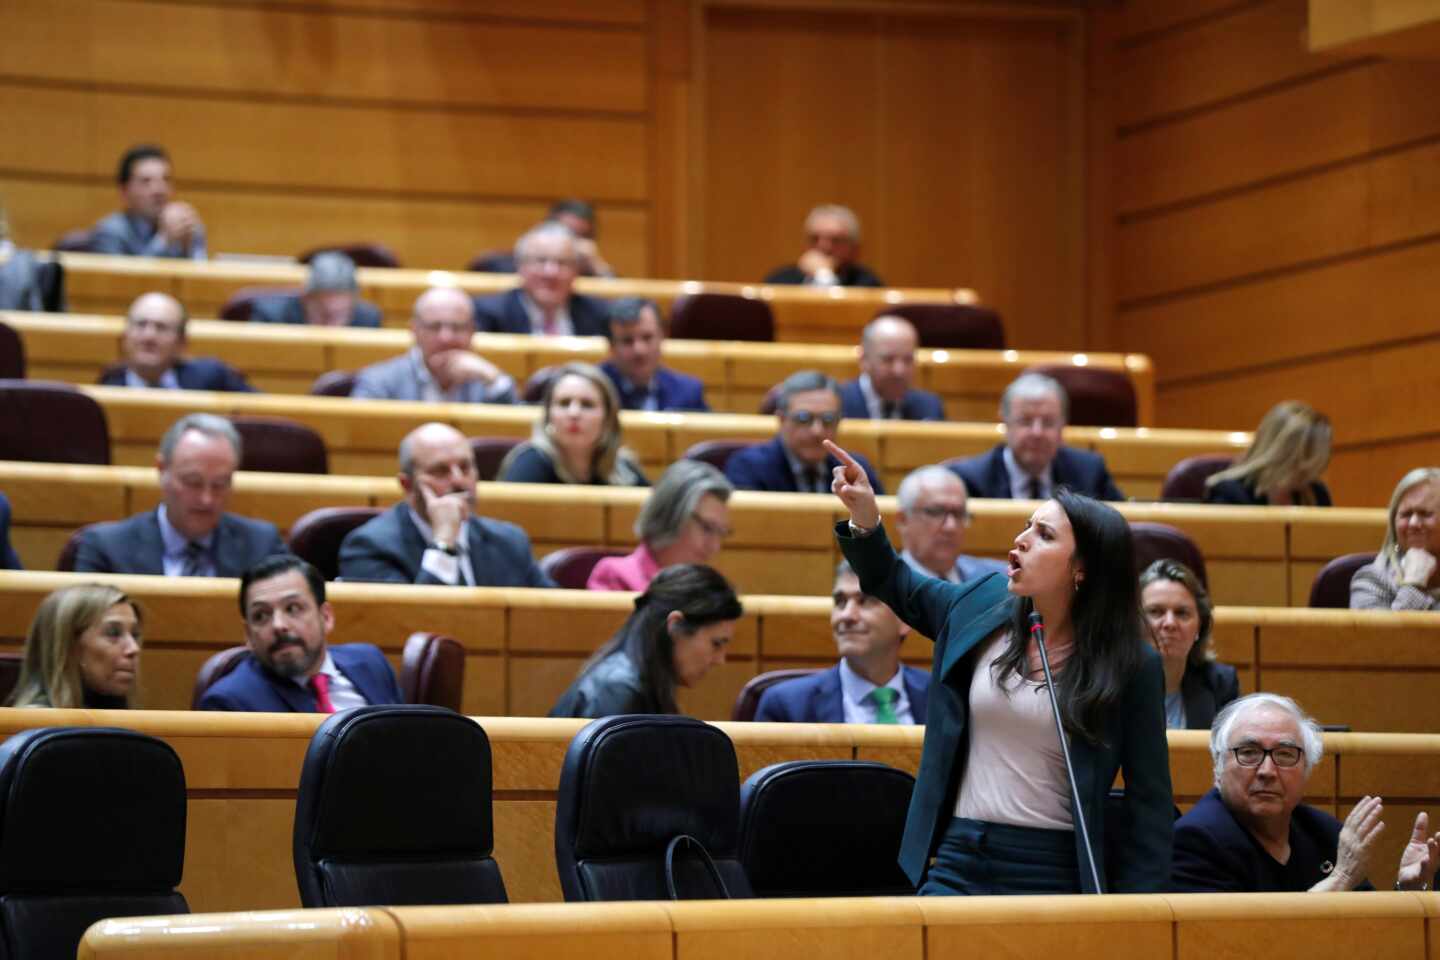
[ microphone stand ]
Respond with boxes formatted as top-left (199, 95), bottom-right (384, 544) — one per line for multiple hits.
top-left (1029, 611), bottom-right (1103, 894)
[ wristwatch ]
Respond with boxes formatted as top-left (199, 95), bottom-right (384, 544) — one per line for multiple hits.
top-left (430, 540), bottom-right (459, 556)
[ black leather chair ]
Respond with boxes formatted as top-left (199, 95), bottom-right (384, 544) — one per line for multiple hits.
top-left (738, 760), bottom-right (915, 896)
top-left (555, 715), bottom-right (753, 901)
top-left (0, 727), bottom-right (187, 960)
top-left (1130, 521), bottom-right (1208, 588)
top-left (1309, 552), bottom-right (1376, 608)
top-left (293, 705), bottom-right (507, 908)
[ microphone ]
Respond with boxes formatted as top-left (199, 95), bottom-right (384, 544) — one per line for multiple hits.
top-left (1029, 611), bottom-right (1103, 894)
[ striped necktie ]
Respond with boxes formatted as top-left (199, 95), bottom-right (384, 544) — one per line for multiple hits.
top-left (180, 541), bottom-right (207, 577)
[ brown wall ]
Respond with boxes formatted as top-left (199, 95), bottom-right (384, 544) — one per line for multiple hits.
top-left (1097, 0), bottom-right (1440, 506)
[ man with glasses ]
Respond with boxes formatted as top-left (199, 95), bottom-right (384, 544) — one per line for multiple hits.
top-left (472, 222), bottom-right (610, 337)
top-left (100, 291), bottom-right (255, 392)
top-left (948, 372), bottom-right (1124, 501)
top-left (1171, 693), bottom-right (1440, 892)
top-left (725, 370), bottom-right (884, 494)
top-left (894, 466), bottom-right (1004, 583)
top-left (352, 286), bottom-right (516, 403)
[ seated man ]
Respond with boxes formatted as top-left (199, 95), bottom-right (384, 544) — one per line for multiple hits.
top-left (1172, 692), bottom-right (1440, 892)
top-left (352, 286), bottom-right (516, 403)
top-left (472, 222), bottom-right (609, 337)
top-left (726, 370), bottom-right (883, 494)
top-left (200, 555), bottom-right (402, 712)
top-left (895, 466), bottom-right (1005, 583)
top-left (764, 204), bottom-right (884, 288)
top-left (948, 372), bottom-right (1124, 501)
top-left (99, 291), bottom-right (255, 392)
top-left (599, 297), bottom-right (708, 412)
top-left (840, 315), bottom-right (943, 421)
top-left (478, 198), bottom-right (616, 277)
top-left (249, 251), bottom-right (382, 328)
top-left (90, 144), bottom-right (206, 260)
top-left (755, 561), bottom-right (927, 723)
top-left (74, 413), bottom-right (288, 576)
top-left (339, 422), bottom-right (556, 588)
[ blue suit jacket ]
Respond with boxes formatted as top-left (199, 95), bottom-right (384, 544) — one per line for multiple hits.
top-left (725, 437), bottom-right (885, 495)
top-left (599, 361), bottom-right (709, 412)
top-left (837, 522), bottom-right (1173, 893)
top-left (73, 510), bottom-right (288, 576)
top-left (99, 357), bottom-right (256, 393)
top-left (472, 288), bottom-right (610, 337)
top-left (0, 493), bottom-right (21, 570)
top-left (838, 379), bottom-right (944, 422)
top-left (249, 294), bottom-right (382, 328)
top-left (337, 503), bottom-right (555, 588)
top-left (198, 643), bottom-right (402, 712)
top-left (754, 664), bottom-right (929, 723)
top-left (948, 443), bottom-right (1124, 501)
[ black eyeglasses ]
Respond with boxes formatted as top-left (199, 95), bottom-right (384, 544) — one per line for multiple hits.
top-left (1230, 744), bottom-right (1303, 768)
top-left (915, 505), bottom-right (969, 525)
top-left (787, 411), bottom-right (840, 427)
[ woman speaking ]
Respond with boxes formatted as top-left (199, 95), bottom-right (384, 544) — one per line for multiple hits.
top-left (825, 440), bottom-right (1172, 895)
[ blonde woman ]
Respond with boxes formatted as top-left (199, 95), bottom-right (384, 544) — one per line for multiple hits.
top-left (499, 362), bottom-right (648, 486)
top-left (1205, 401), bottom-right (1332, 506)
top-left (1351, 468), bottom-right (1440, 611)
top-left (9, 583), bottom-right (142, 708)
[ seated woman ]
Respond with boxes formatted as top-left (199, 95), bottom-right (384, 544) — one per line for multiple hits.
top-left (1351, 467), bottom-right (1440, 611)
top-left (1139, 559), bottom-right (1239, 730)
top-left (8, 583), bottom-right (142, 708)
top-left (550, 564), bottom-right (741, 718)
top-left (587, 460), bottom-right (734, 592)
top-left (498, 362), bottom-right (648, 486)
top-left (1204, 401), bottom-right (1332, 506)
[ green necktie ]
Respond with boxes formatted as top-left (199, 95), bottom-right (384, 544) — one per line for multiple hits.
top-left (870, 686), bottom-right (899, 724)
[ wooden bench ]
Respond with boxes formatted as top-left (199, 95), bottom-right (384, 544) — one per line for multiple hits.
top-left (3, 310), bottom-right (1157, 424)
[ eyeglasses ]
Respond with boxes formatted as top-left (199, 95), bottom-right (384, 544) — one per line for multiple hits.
top-left (1009, 416), bottom-right (1063, 432)
top-left (787, 411), bottom-right (841, 428)
top-left (691, 514), bottom-right (733, 540)
top-left (415, 320), bottom-right (473, 336)
top-left (915, 505), bottom-right (969, 525)
top-left (521, 255), bottom-right (578, 270)
top-left (1230, 744), bottom-right (1303, 768)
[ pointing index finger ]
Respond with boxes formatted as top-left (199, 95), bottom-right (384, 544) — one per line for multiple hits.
top-left (823, 439), bottom-right (861, 472)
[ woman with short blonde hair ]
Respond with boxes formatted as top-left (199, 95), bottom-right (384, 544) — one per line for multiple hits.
top-left (1351, 467), bottom-right (1440, 611)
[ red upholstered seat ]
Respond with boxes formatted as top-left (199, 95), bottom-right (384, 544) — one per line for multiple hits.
top-left (523, 365), bottom-right (560, 404)
top-left (1309, 552), bottom-right (1377, 608)
top-left (876, 304), bottom-right (1005, 350)
top-left (732, 669), bottom-right (821, 721)
top-left (287, 507), bottom-right (384, 581)
top-left (671, 293), bottom-right (774, 341)
top-left (682, 439), bottom-right (751, 473)
top-left (0, 322), bottom-right (24, 379)
top-left (1161, 455), bottom-right (1235, 502)
top-left (230, 415), bottom-right (329, 474)
top-left (468, 436), bottom-right (522, 481)
top-left (310, 370), bottom-right (357, 397)
top-left (0, 380), bottom-right (109, 464)
top-left (1025, 364), bottom-right (1138, 428)
top-left (400, 632), bottom-right (466, 711)
top-left (297, 243), bottom-right (399, 269)
top-left (1129, 521), bottom-right (1208, 588)
top-left (538, 546), bottom-right (631, 590)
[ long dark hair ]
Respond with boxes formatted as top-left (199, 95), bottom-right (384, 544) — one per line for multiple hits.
top-left (993, 489), bottom-right (1145, 744)
top-left (580, 564), bottom-right (743, 713)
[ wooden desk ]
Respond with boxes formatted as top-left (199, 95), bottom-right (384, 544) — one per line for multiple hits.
top-left (3, 311), bottom-right (1157, 424)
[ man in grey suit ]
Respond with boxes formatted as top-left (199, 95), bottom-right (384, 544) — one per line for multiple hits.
top-left (894, 465), bottom-right (1006, 584)
top-left (351, 286), bottom-right (516, 404)
top-left (74, 413), bottom-right (288, 576)
top-left (89, 144), bottom-right (207, 260)
top-left (339, 422), bottom-right (555, 588)
top-left (249, 252), bottom-right (382, 328)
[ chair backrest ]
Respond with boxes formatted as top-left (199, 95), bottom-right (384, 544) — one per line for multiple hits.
top-left (230, 415), bottom-right (329, 474)
top-left (1130, 521), bottom-right (1208, 589)
top-left (877, 303), bottom-right (1005, 350)
top-left (1160, 454), bottom-right (1236, 502)
top-left (1025, 363), bottom-right (1138, 428)
top-left (682, 439), bottom-right (751, 473)
top-left (468, 436), bottom-right (522, 482)
top-left (54, 526), bottom-right (89, 572)
top-left (670, 294), bottom-right (774, 342)
top-left (50, 229), bottom-right (94, 253)
top-left (287, 507), bottom-right (384, 581)
top-left (293, 706), bottom-right (506, 907)
top-left (218, 286), bottom-right (303, 322)
top-left (0, 322), bottom-right (23, 379)
top-left (0, 727), bottom-right (188, 960)
top-left (310, 370), bottom-right (358, 397)
top-left (555, 714), bottom-right (753, 902)
top-left (1309, 552), bottom-right (1377, 608)
top-left (731, 669), bottom-right (820, 721)
top-left (738, 760), bottom-right (915, 896)
top-left (298, 244), bottom-right (400, 269)
top-left (539, 547), bottom-right (631, 590)
top-left (400, 633), bottom-right (466, 712)
top-left (190, 646), bottom-right (251, 710)
top-left (523, 365), bottom-right (561, 404)
top-left (0, 381), bottom-right (110, 464)
top-left (466, 249), bottom-right (516, 273)
top-left (33, 261), bottom-right (65, 313)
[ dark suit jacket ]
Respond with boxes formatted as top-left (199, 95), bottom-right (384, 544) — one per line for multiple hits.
top-left (472, 288), bottom-right (610, 337)
top-left (764, 263), bottom-right (885, 287)
top-left (249, 294), bottom-right (382, 329)
top-left (599, 361), bottom-right (709, 412)
top-left (754, 663), bottom-right (929, 723)
top-left (0, 493), bottom-right (21, 569)
top-left (198, 643), bottom-right (402, 712)
top-left (99, 357), bottom-right (256, 393)
top-left (337, 503), bottom-right (555, 588)
top-left (73, 510), bottom-right (288, 576)
top-left (838, 379), bottom-right (944, 422)
top-left (1180, 660), bottom-right (1240, 731)
top-left (725, 437), bottom-right (885, 495)
top-left (1171, 787), bottom-right (1361, 892)
top-left (1205, 478), bottom-right (1333, 507)
top-left (837, 522), bottom-right (1173, 893)
top-left (948, 443), bottom-right (1124, 501)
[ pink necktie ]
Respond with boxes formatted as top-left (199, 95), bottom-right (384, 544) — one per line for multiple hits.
top-left (309, 673), bottom-right (336, 714)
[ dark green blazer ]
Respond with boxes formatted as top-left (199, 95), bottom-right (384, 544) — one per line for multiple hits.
top-left (836, 521), bottom-right (1173, 893)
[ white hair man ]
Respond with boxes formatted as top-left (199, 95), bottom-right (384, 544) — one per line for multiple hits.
top-left (763, 204), bottom-right (885, 288)
top-left (894, 466), bottom-right (1005, 584)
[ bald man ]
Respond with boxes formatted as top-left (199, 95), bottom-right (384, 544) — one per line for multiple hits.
top-left (100, 291), bottom-right (254, 392)
top-left (338, 422), bottom-right (555, 588)
top-left (352, 286), bottom-right (517, 403)
top-left (839, 315), bottom-right (944, 421)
